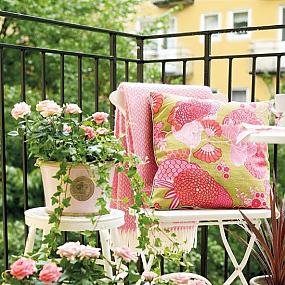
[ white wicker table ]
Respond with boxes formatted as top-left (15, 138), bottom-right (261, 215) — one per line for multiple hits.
top-left (24, 207), bottom-right (125, 278)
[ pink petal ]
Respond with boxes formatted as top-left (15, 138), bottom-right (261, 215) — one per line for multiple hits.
top-left (154, 179), bottom-right (173, 189)
top-left (164, 190), bottom-right (177, 199)
top-left (170, 197), bottom-right (180, 209)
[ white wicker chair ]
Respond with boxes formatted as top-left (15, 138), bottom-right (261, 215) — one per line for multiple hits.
top-left (110, 90), bottom-right (271, 285)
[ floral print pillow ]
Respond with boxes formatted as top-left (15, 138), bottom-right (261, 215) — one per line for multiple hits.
top-left (150, 91), bottom-right (271, 210)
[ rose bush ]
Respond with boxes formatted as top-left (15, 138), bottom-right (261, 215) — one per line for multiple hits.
top-left (9, 100), bottom-right (137, 255)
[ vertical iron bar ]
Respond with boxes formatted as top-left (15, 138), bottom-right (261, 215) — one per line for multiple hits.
top-left (94, 58), bottom-right (99, 112)
top-left (60, 54), bottom-right (64, 106)
top-left (21, 50), bottom-right (28, 228)
top-left (110, 33), bottom-right (117, 128)
top-left (0, 47), bottom-right (9, 269)
top-left (125, 61), bottom-right (129, 82)
top-left (182, 60), bottom-right (187, 85)
top-left (201, 33), bottom-right (211, 278)
top-left (77, 55), bottom-right (84, 243)
top-left (77, 56), bottom-right (82, 121)
top-left (41, 52), bottom-right (46, 100)
top-left (228, 58), bottom-right (233, 102)
top-left (61, 55), bottom-right (66, 244)
top-left (203, 34), bottom-right (211, 86)
top-left (251, 57), bottom-right (256, 102)
top-left (136, 37), bottom-right (144, 82)
top-left (161, 62), bottom-right (166, 84)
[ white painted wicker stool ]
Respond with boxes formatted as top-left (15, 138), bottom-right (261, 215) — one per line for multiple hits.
top-left (24, 207), bottom-right (125, 278)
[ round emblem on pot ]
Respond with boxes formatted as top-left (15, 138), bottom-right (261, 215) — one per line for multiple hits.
top-left (70, 176), bottom-right (95, 201)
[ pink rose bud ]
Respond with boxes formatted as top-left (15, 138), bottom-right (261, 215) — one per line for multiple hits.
top-left (78, 245), bottom-right (101, 260)
top-left (80, 125), bottom-right (95, 140)
top-left (63, 124), bottom-right (72, 134)
top-left (39, 263), bottom-right (62, 284)
top-left (10, 257), bottom-right (36, 280)
top-left (96, 127), bottom-right (109, 135)
top-left (56, 241), bottom-right (81, 261)
top-left (114, 247), bottom-right (137, 263)
top-left (64, 103), bottom-right (82, 115)
top-left (36, 100), bottom-right (62, 117)
top-left (142, 271), bottom-right (157, 282)
top-left (11, 102), bottom-right (31, 120)
top-left (92, 112), bottom-right (109, 125)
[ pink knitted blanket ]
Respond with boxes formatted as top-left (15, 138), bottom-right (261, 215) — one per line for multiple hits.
top-left (111, 82), bottom-right (214, 250)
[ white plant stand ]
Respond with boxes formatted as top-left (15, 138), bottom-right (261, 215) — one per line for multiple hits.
top-left (24, 207), bottom-right (125, 278)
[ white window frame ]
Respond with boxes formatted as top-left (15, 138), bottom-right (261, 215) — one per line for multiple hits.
top-left (231, 88), bottom-right (250, 102)
top-left (200, 12), bottom-right (222, 42)
top-left (228, 9), bottom-right (251, 40)
top-left (137, 17), bottom-right (177, 51)
top-left (160, 17), bottom-right (177, 50)
top-left (278, 5), bottom-right (285, 41)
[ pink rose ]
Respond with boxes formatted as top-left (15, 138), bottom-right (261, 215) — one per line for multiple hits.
top-left (39, 263), bottom-right (62, 284)
top-left (96, 127), bottom-right (109, 135)
top-left (11, 102), bottom-right (31, 120)
top-left (10, 257), bottom-right (36, 280)
top-left (92, 112), bottom-right (109, 124)
top-left (65, 103), bottom-right (82, 115)
top-left (36, 100), bottom-right (62, 117)
top-left (78, 245), bottom-right (100, 260)
top-left (142, 271), bottom-right (157, 282)
top-left (114, 247), bottom-right (137, 263)
top-left (56, 241), bottom-right (81, 261)
top-left (80, 125), bottom-right (95, 139)
top-left (63, 124), bottom-right (72, 134)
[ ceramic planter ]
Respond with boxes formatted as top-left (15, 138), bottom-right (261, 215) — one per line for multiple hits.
top-left (250, 275), bottom-right (270, 285)
top-left (39, 161), bottom-right (114, 216)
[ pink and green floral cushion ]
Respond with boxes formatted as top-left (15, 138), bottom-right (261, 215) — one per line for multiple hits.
top-left (150, 91), bottom-right (271, 210)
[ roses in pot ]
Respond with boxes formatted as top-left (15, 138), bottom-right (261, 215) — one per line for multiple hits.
top-left (10, 100), bottom-right (125, 216)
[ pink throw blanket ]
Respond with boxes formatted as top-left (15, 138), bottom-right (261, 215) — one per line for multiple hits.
top-left (111, 82), bottom-right (214, 250)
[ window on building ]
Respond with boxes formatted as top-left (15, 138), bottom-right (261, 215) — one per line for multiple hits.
top-left (231, 89), bottom-right (248, 102)
top-left (202, 13), bottom-right (220, 40)
top-left (137, 17), bottom-right (176, 50)
top-left (162, 17), bottom-right (176, 49)
top-left (232, 11), bottom-right (249, 34)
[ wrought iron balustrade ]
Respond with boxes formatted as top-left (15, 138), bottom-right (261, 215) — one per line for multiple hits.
top-left (0, 10), bottom-right (284, 282)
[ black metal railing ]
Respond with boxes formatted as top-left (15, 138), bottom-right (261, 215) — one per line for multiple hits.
top-left (0, 10), bottom-right (284, 282)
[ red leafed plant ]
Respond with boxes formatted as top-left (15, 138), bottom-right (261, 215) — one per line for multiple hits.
top-left (241, 180), bottom-right (285, 285)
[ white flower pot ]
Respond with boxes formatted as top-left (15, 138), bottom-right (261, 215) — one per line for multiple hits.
top-left (39, 161), bottom-right (114, 216)
top-left (250, 275), bottom-right (270, 285)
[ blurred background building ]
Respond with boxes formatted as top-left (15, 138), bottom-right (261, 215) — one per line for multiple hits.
top-left (135, 0), bottom-right (285, 101)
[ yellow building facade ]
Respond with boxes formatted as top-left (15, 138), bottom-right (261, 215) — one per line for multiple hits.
top-left (136, 0), bottom-right (285, 101)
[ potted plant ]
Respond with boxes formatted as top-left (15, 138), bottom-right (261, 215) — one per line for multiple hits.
top-left (10, 100), bottom-right (126, 216)
top-left (240, 181), bottom-right (285, 285)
